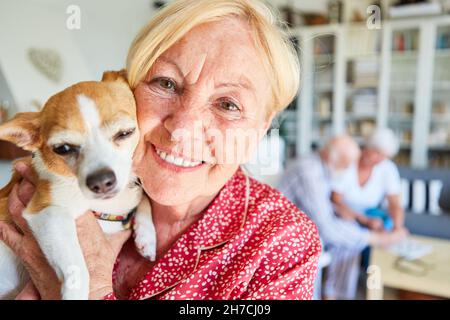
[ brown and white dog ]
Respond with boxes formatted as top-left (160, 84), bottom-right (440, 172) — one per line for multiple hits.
top-left (0, 71), bottom-right (156, 300)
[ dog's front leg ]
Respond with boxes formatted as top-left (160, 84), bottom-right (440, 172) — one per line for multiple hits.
top-left (133, 196), bottom-right (156, 261)
top-left (0, 242), bottom-right (29, 300)
top-left (24, 207), bottom-right (89, 300)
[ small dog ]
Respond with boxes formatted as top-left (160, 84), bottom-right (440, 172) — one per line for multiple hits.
top-left (0, 71), bottom-right (156, 300)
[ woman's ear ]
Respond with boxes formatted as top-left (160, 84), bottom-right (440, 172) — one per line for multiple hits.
top-left (0, 112), bottom-right (41, 151)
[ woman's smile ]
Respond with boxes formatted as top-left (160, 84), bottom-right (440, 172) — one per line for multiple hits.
top-left (149, 142), bottom-right (208, 173)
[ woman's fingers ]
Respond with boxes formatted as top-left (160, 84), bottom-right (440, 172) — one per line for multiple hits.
top-left (7, 184), bottom-right (32, 234)
top-left (14, 161), bottom-right (37, 186)
top-left (76, 211), bottom-right (131, 255)
top-left (8, 184), bottom-right (25, 214)
top-left (15, 281), bottom-right (41, 300)
top-left (0, 221), bottom-right (24, 253)
top-left (17, 179), bottom-right (36, 207)
top-left (13, 161), bottom-right (37, 208)
top-left (76, 211), bottom-right (103, 234)
top-left (107, 230), bottom-right (132, 257)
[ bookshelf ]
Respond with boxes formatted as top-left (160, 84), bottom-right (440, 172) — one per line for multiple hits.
top-left (312, 34), bottom-right (335, 149)
top-left (285, 15), bottom-right (450, 169)
top-left (345, 25), bottom-right (381, 147)
top-left (428, 24), bottom-right (450, 167)
top-left (388, 28), bottom-right (419, 166)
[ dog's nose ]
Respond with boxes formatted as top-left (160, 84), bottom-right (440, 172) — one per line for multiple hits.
top-left (86, 169), bottom-right (117, 194)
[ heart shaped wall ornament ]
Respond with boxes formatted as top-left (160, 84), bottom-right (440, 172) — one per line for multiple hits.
top-left (27, 48), bottom-right (63, 83)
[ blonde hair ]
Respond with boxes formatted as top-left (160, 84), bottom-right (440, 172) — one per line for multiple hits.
top-left (126, 0), bottom-right (300, 115)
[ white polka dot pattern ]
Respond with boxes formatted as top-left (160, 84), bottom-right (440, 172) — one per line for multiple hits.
top-left (105, 168), bottom-right (321, 300)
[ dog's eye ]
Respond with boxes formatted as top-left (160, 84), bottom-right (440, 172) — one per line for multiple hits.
top-left (53, 144), bottom-right (80, 156)
top-left (114, 128), bottom-right (136, 141)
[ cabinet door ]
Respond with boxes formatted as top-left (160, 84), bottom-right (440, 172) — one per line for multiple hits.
top-left (388, 28), bottom-right (421, 167)
top-left (344, 25), bottom-right (381, 144)
top-left (428, 24), bottom-right (450, 168)
top-left (311, 34), bottom-right (336, 150)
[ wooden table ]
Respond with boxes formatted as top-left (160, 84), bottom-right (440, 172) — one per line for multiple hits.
top-left (367, 235), bottom-right (450, 300)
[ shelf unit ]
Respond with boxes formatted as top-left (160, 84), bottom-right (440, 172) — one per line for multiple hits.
top-left (281, 15), bottom-right (450, 169)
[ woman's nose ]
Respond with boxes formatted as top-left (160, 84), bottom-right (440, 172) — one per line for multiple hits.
top-left (163, 97), bottom-right (210, 140)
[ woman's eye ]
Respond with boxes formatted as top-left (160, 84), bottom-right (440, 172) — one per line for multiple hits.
top-left (219, 100), bottom-right (240, 112)
top-left (53, 144), bottom-right (80, 156)
top-left (114, 128), bottom-right (136, 141)
top-left (157, 78), bottom-right (176, 91)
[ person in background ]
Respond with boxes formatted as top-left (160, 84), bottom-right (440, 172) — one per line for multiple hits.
top-left (278, 135), bottom-right (407, 299)
top-left (331, 128), bottom-right (407, 232)
top-left (326, 128), bottom-right (409, 299)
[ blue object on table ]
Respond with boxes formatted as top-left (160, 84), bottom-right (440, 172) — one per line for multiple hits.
top-left (365, 208), bottom-right (393, 231)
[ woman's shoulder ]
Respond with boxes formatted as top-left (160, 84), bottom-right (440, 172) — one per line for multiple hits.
top-left (245, 174), bottom-right (321, 245)
top-left (376, 159), bottom-right (400, 176)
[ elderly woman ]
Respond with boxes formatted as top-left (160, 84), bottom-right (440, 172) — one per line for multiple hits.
top-left (325, 127), bottom-right (408, 300)
top-left (331, 127), bottom-right (406, 231)
top-left (0, 0), bottom-right (321, 300)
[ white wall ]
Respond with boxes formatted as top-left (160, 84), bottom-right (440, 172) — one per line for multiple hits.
top-left (61, 0), bottom-right (155, 80)
top-left (0, 66), bottom-right (16, 116)
top-left (0, 0), bottom-right (155, 113)
top-left (0, 1), bottom-right (92, 112)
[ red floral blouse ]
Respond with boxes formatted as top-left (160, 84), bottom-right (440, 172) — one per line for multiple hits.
top-left (105, 168), bottom-right (321, 300)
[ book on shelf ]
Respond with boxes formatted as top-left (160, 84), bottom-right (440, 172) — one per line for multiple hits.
top-left (428, 127), bottom-right (449, 146)
top-left (350, 89), bottom-right (377, 117)
top-left (316, 96), bottom-right (332, 118)
top-left (392, 30), bottom-right (418, 52)
top-left (346, 120), bottom-right (375, 138)
top-left (314, 35), bottom-right (335, 55)
top-left (390, 102), bottom-right (414, 116)
top-left (433, 101), bottom-right (450, 115)
top-left (436, 29), bottom-right (450, 50)
top-left (394, 150), bottom-right (411, 166)
top-left (348, 59), bottom-right (379, 88)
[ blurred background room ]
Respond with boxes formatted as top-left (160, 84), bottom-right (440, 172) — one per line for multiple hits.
top-left (0, 0), bottom-right (449, 300)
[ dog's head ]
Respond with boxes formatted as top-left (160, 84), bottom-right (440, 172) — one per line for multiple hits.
top-left (0, 70), bottom-right (139, 200)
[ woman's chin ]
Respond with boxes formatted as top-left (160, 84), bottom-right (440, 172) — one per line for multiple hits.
top-left (147, 189), bottom-right (194, 207)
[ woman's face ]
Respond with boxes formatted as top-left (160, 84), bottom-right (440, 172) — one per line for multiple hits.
top-left (133, 18), bottom-right (273, 206)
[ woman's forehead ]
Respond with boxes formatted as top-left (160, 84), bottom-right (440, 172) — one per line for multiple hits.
top-left (156, 19), bottom-right (269, 88)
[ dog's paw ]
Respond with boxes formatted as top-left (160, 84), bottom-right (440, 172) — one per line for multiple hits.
top-left (133, 215), bottom-right (156, 261)
top-left (134, 229), bottom-right (156, 261)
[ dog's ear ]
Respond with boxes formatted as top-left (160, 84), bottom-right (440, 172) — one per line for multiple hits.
top-left (0, 112), bottom-right (41, 151)
top-left (101, 69), bottom-right (128, 84)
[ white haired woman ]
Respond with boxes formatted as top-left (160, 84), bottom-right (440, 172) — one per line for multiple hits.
top-left (325, 127), bottom-right (408, 299)
top-left (332, 127), bottom-right (407, 231)
top-left (0, 0), bottom-right (321, 300)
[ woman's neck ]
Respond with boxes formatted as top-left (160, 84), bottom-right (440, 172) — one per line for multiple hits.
top-left (147, 193), bottom-right (219, 259)
top-left (359, 158), bottom-right (372, 171)
top-left (150, 192), bottom-right (218, 225)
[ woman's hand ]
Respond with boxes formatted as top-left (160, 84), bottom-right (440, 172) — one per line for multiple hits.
top-left (365, 217), bottom-right (384, 231)
top-left (370, 226), bottom-right (409, 247)
top-left (0, 161), bottom-right (131, 300)
top-left (75, 211), bottom-right (131, 299)
top-left (355, 214), bottom-right (383, 231)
